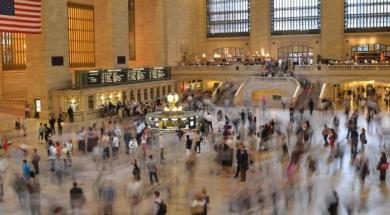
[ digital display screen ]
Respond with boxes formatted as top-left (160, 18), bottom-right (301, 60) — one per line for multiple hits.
top-left (78, 67), bottom-right (170, 88)
top-left (150, 68), bottom-right (168, 79)
top-left (86, 72), bottom-right (100, 85)
top-left (127, 69), bottom-right (146, 81)
top-left (102, 70), bottom-right (127, 84)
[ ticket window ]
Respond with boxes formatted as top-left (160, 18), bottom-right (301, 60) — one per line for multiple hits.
top-left (150, 88), bottom-right (155, 100)
top-left (88, 95), bottom-right (95, 110)
top-left (137, 90), bottom-right (141, 101)
top-left (130, 90), bottom-right (135, 101)
top-left (122, 91), bottom-right (128, 103)
top-left (156, 87), bottom-right (161, 98)
top-left (144, 89), bottom-right (148, 101)
top-left (162, 86), bottom-right (166, 96)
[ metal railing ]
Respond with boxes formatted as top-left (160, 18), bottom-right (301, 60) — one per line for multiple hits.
top-left (295, 64), bottom-right (390, 72)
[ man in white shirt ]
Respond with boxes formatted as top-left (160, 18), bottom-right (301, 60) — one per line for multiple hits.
top-left (64, 141), bottom-right (73, 166)
top-left (159, 133), bottom-right (165, 161)
top-left (112, 135), bottom-right (119, 159)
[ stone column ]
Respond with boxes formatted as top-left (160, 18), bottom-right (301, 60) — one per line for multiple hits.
top-left (250, 0), bottom-right (271, 55)
top-left (165, 0), bottom-right (193, 66)
top-left (95, 0), bottom-right (129, 69)
top-left (26, 0), bottom-right (70, 119)
top-left (320, 0), bottom-right (344, 60)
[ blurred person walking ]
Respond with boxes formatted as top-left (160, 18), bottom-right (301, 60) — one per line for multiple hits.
top-left (100, 182), bottom-right (116, 215)
top-left (70, 182), bottom-right (86, 215)
top-left (27, 172), bottom-right (41, 215)
top-left (31, 148), bottom-right (40, 175)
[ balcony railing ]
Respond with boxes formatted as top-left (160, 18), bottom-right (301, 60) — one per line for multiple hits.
top-left (172, 65), bottom-right (266, 72)
top-left (295, 64), bottom-right (390, 72)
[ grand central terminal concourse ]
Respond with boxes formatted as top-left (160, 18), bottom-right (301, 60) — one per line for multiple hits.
top-left (2, 0), bottom-right (390, 214)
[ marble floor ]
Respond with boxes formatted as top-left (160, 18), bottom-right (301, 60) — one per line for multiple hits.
top-left (1, 107), bottom-right (390, 215)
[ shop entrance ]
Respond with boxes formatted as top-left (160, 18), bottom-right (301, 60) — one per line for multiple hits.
top-left (336, 81), bottom-right (390, 110)
top-left (278, 45), bottom-right (314, 67)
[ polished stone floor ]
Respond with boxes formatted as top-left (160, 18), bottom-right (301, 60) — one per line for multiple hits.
top-left (1, 107), bottom-right (390, 215)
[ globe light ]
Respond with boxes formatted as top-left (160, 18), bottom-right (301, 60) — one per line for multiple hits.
top-left (167, 94), bottom-right (174, 103)
top-left (174, 94), bottom-right (179, 103)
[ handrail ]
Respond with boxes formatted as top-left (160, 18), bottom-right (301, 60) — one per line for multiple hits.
top-left (319, 83), bottom-right (327, 99)
top-left (303, 84), bottom-right (313, 107)
top-left (295, 64), bottom-right (390, 72)
top-left (234, 81), bottom-right (245, 98)
top-left (211, 81), bottom-right (224, 103)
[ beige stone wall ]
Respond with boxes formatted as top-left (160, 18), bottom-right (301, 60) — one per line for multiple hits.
top-left (95, 0), bottom-right (129, 69)
top-left (320, 0), bottom-right (345, 60)
top-left (250, 0), bottom-right (271, 55)
top-left (130, 0), bottom-right (165, 67)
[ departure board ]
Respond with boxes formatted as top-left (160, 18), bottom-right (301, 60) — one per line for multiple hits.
top-left (150, 67), bottom-right (168, 79)
top-left (76, 67), bottom-right (170, 89)
top-left (127, 69), bottom-right (147, 81)
top-left (86, 71), bottom-right (101, 85)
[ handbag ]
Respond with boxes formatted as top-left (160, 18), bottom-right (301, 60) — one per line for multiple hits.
top-left (381, 162), bottom-right (389, 170)
top-left (190, 205), bottom-right (205, 215)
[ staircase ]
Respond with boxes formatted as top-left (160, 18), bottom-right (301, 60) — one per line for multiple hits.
top-left (295, 82), bottom-right (321, 109)
top-left (212, 81), bottom-right (242, 106)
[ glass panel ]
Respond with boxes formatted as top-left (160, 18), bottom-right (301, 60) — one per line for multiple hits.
top-left (1, 33), bottom-right (26, 71)
top-left (345, 0), bottom-right (390, 32)
top-left (67, 3), bottom-right (96, 67)
top-left (271, 0), bottom-right (321, 35)
top-left (207, 0), bottom-right (250, 37)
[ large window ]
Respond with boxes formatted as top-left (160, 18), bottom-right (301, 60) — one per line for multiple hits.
top-left (67, 3), bottom-right (96, 68)
top-left (345, 0), bottom-right (390, 33)
top-left (129, 0), bottom-right (136, 60)
top-left (278, 45), bottom-right (314, 65)
top-left (1, 32), bottom-right (26, 71)
top-left (271, 0), bottom-right (321, 35)
top-left (206, 0), bottom-right (250, 38)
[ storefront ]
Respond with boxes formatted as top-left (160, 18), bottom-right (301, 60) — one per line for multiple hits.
top-left (179, 80), bottom-right (221, 92)
top-left (351, 44), bottom-right (390, 63)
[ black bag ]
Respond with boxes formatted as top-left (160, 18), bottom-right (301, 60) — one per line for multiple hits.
top-left (155, 200), bottom-right (167, 215)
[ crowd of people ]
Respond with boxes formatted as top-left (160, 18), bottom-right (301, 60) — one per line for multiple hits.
top-left (0, 87), bottom-right (390, 214)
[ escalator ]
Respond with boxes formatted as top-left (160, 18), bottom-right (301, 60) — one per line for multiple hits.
top-left (212, 81), bottom-right (242, 106)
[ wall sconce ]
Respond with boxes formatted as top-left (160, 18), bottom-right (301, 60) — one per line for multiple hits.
top-left (202, 53), bottom-right (206, 58)
top-left (71, 99), bottom-right (76, 104)
top-left (100, 95), bottom-right (104, 100)
top-left (109, 95), bottom-right (113, 99)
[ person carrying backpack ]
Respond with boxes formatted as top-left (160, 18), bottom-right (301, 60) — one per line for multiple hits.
top-left (153, 191), bottom-right (167, 215)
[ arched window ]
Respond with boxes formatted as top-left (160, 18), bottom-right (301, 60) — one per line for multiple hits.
top-left (278, 45), bottom-right (314, 65)
top-left (206, 0), bottom-right (250, 38)
top-left (271, 0), bottom-right (321, 35)
top-left (345, 0), bottom-right (390, 33)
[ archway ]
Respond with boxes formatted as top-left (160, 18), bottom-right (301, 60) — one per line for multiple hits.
top-left (278, 45), bottom-right (314, 66)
